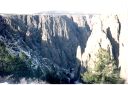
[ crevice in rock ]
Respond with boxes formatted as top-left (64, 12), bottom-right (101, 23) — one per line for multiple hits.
top-left (106, 27), bottom-right (119, 66)
top-left (106, 15), bottom-right (121, 67)
top-left (117, 15), bottom-right (121, 41)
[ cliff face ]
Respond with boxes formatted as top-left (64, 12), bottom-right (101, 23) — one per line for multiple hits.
top-left (81, 15), bottom-right (120, 70)
top-left (0, 13), bottom-right (128, 83)
top-left (0, 14), bottom-right (91, 83)
top-left (81, 14), bottom-right (128, 83)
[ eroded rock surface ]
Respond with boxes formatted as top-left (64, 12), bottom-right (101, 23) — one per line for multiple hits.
top-left (0, 13), bottom-right (128, 83)
top-left (0, 14), bottom-right (91, 83)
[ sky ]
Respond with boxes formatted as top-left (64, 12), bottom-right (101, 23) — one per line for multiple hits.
top-left (0, 0), bottom-right (128, 14)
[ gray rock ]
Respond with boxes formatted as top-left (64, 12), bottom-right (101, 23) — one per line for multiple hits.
top-left (0, 14), bottom-right (91, 83)
top-left (1, 13), bottom-right (128, 83)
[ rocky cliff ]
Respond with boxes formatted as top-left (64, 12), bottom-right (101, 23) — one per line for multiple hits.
top-left (0, 14), bottom-right (91, 83)
top-left (0, 13), bottom-right (128, 84)
top-left (81, 14), bottom-right (128, 83)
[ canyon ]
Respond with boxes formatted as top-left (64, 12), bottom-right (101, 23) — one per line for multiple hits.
top-left (0, 13), bottom-right (128, 83)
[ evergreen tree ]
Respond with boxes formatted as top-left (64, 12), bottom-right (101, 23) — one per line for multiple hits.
top-left (81, 48), bottom-right (124, 84)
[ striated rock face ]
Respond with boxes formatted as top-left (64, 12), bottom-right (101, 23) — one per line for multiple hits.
top-left (0, 14), bottom-right (91, 83)
top-left (0, 13), bottom-right (128, 83)
top-left (71, 15), bottom-right (91, 52)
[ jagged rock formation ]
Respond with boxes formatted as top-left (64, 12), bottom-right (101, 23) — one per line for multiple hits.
top-left (0, 14), bottom-right (91, 83)
top-left (81, 14), bottom-right (128, 83)
top-left (81, 15), bottom-right (113, 70)
top-left (0, 13), bottom-right (128, 83)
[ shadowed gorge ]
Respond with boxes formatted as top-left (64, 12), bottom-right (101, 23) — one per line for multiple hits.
top-left (0, 14), bottom-right (128, 84)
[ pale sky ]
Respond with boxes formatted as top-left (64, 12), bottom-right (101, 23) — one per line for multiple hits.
top-left (0, 0), bottom-right (128, 14)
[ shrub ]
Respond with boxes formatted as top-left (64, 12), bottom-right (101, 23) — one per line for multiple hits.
top-left (81, 48), bottom-right (124, 84)
top-left (0, 41), bottom-right (33, 77)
